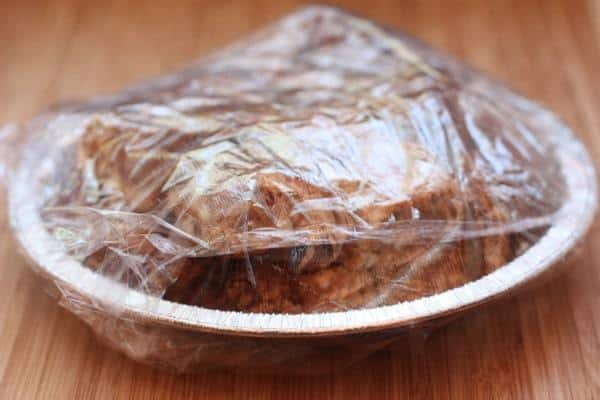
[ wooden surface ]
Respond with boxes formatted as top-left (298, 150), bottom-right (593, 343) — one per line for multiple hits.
top-left (1, 0), bottom-right (599, 398)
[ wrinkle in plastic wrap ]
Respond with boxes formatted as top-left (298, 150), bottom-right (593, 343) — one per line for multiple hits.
top-left (2, 6), bottom-right (595, 372)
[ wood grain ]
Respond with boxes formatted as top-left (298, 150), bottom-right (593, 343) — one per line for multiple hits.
top-left (1, 0), bottom-right (599, 398)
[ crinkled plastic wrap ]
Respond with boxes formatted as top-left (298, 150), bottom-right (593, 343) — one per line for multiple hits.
top-left (2, 6), bottom-right (597, 373)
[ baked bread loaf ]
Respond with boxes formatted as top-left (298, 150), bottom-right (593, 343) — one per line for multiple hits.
top-left (43, 6), bottom-right (561, 313)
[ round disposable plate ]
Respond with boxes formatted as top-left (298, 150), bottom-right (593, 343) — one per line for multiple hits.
top-left (9, 127), bottom-right (596, 340)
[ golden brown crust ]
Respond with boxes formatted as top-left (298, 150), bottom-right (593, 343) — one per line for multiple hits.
top-left (75, 116), bottom-right (518, 313)
top-left (160, 183), bottom-right (514, 313)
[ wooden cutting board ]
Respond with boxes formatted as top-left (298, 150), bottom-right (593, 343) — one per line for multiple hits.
top-left (1, 0), bottom-right (599, 398)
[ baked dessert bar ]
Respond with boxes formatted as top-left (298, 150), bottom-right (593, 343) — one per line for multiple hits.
top-left (43, 6), bottom-right (561, 313)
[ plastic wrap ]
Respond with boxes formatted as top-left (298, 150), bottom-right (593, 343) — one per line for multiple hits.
top-left (2, 6), bottom-right (597, 372)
